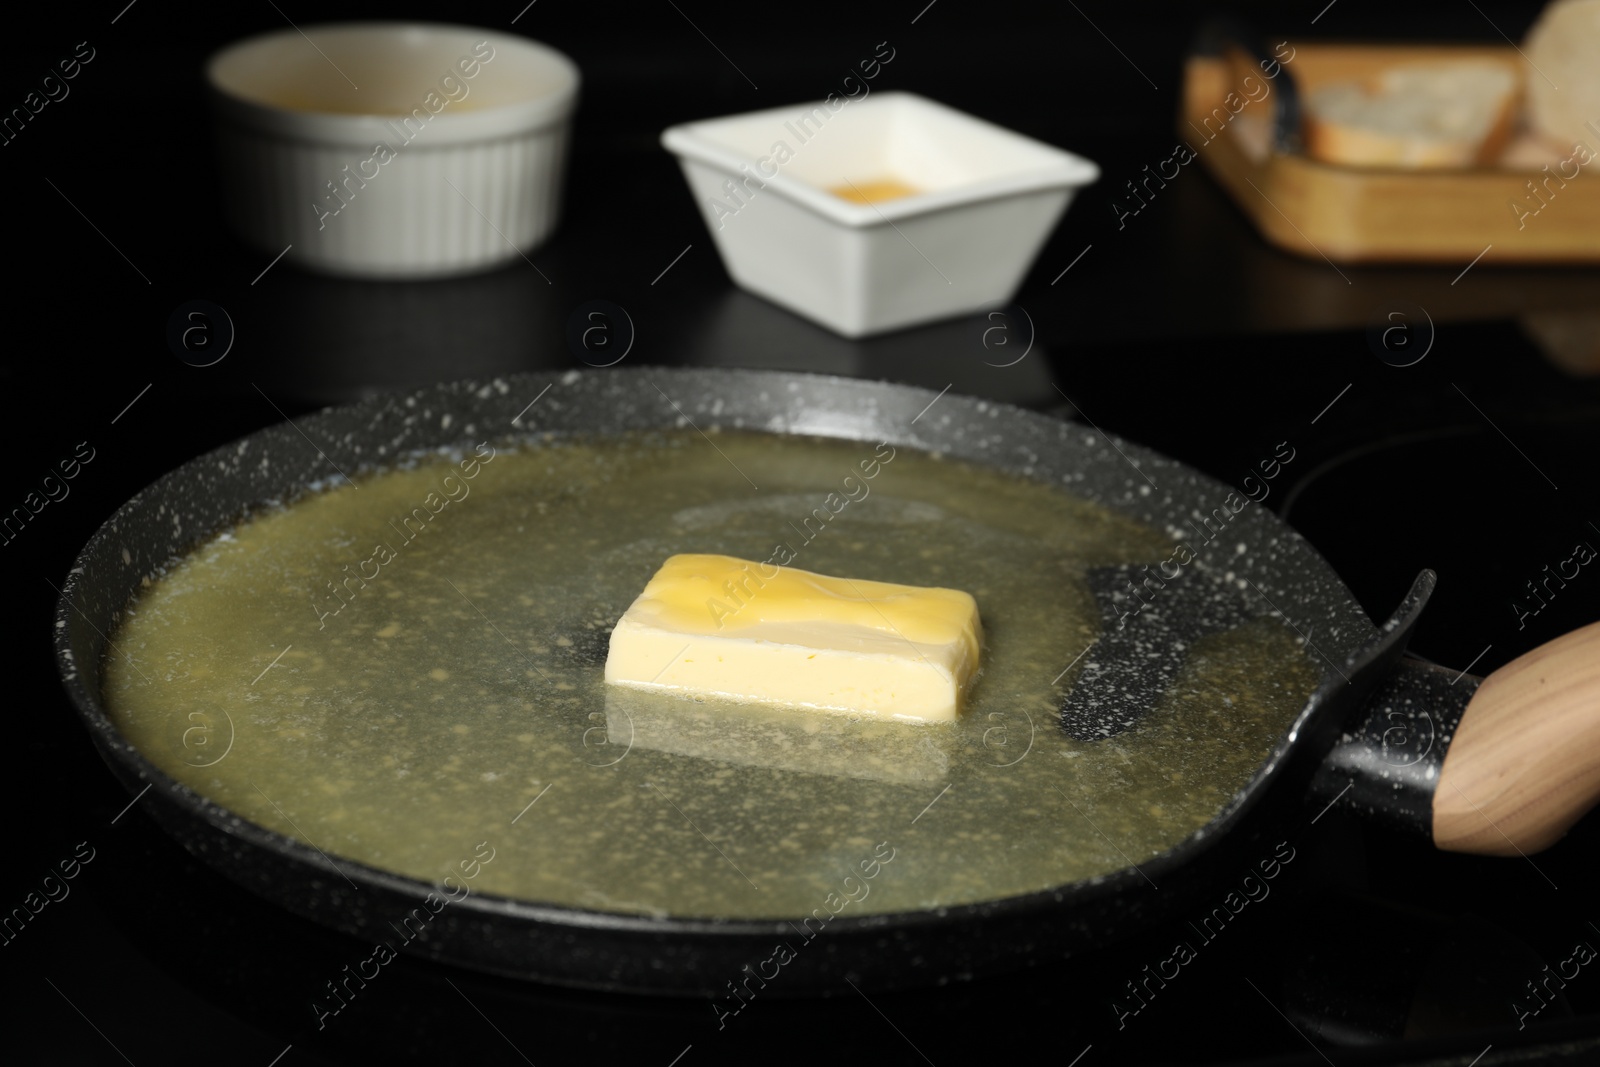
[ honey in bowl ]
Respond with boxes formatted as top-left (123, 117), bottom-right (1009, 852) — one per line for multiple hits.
top-left (828, 177), bottom-right (921, 204)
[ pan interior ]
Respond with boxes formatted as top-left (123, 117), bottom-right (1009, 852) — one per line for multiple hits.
top-left (102, 429), bottom-right (1320, 920)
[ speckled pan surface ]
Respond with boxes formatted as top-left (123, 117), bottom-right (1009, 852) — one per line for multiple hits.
top-left (1310, 654), bottom-right (1477, 837)
top-left (53, 367), bottom-right (1414, 994)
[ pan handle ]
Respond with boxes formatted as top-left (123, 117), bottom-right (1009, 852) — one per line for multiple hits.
top-left (1433, 621), bottom-right (1600, 855)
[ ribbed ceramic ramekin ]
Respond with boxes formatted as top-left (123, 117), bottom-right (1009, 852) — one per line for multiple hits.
top-left (207, 22), bottom-right (578, 279)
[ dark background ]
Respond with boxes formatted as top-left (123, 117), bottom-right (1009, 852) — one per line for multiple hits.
top-left (3, 1), bottom-right (1598, 1064)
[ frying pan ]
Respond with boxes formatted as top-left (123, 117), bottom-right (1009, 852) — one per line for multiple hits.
top-left (52, 368), bottom-right (1600, 996)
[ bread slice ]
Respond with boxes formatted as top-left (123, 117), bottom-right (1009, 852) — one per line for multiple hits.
top-left (1525, 0), bottom-right (1600, 152)
top-left (1304, 62), bottom-right (1519, 168)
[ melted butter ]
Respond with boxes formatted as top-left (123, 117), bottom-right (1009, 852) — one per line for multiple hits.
top-left (101, 431), bottom-right (1319, 920)
top-left (630, 553), bottom-right (980, 649)
top-left (828, 177), bottom-right (921, 204)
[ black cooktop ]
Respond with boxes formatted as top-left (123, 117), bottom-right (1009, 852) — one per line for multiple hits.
top-left (4, 0), bottom-right (1597, 1063)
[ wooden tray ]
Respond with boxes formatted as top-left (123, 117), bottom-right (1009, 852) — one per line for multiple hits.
top-left (1181, 43), bottom-right (1600, 264)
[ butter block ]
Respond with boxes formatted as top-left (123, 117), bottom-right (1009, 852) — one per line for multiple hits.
top-left (602, 687), bottom-right (951, 783)
top-left (604, 554), bottom-right (983, 722)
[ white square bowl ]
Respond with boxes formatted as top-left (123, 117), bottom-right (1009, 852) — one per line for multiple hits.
top-left (662, 92), bottom-right (1099, 338)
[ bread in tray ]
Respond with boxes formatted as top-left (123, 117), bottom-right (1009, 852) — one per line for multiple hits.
top-left (1303, 61), bottom-right (1520, 169)
top-left (1525, 0), bottom-right (1600, 152)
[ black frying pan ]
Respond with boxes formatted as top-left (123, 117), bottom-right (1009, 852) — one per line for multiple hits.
top-left (52, 368), bottom-right (1600, 996)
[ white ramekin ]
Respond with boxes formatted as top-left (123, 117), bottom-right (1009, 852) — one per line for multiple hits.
top-left (207, 22), bottom-right (579, 279)
top-left (662, 92), bottom-right (1099, 337)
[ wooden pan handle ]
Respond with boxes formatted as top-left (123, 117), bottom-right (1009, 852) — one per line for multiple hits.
top-left (1434, 621), bottom-right (1600, 854)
